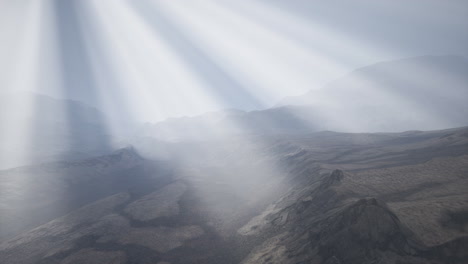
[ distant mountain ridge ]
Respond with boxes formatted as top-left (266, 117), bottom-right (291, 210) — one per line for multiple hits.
top-left (0, 92), bottom-right (115, 169)
top-left (280, 55), bottom-right (468, 106)
top-left (138, 55), bottom-right (468, 142)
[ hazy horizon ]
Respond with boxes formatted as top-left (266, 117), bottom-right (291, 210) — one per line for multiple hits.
top-left (1, 0), bottom-right (468, 123)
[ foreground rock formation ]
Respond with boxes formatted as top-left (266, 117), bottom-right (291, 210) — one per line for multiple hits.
top-left (1, 127), bottom-right (467, 263)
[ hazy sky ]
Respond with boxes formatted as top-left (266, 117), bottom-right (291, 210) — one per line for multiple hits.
top-left (0, 0), bottom-right (467, 122)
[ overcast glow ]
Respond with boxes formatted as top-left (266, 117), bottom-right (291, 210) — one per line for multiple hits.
top-left (1, 0), bottom-right (466, 120)
top-left (0, 0), bottom-right (467, 169)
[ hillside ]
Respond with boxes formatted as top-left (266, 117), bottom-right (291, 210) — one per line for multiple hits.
top-left (1, 126), bottom-right (467, 263)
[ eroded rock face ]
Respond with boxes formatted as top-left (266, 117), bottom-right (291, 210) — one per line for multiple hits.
top-left (237, 204), bottom-right (282, 236)
top-left (314, 198), bottom-right (420, 264)
top-left (61, 249), bottom-right (127, 264)
top-left (0, 193), bottom-right (130, 264)
top-left (90, 214), bottom-right (131, 243)
top-left (240, 170), bottom-right (431, 264)
top-left (241, 198), bottom-right (424, 264)
top-left (2, 126), bottom-right (468, 264)
top-left (239, 163), bottom-right (468, 264)
top-left (319, 169), bottom-right (344, 190)
top-left (124, 181), bottom-right (187, 221)
top-left (238, 170), bottom-right (350, 236)
top-left (118, 225), bottom-right (204, 253)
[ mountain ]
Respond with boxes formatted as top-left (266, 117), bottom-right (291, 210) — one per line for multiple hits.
top-left (136, 106), bottom-right (321, 142)
top-left (1, 56), bottom-right (467, 263)
top-left (0, 147), bottom-right (173, 241)
top-left (1, 126), bottom-right (467, 263)
top-left (278, 55), bottom-right (468, 131)
top-left (139, 55), bottom-right (468, 142)
top-left (0, 92), bottom-right (116, 169)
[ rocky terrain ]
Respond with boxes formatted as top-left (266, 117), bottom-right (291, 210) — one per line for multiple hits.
top-left (0, 126), bottom-right (467, 263)
top-left (0, 147), bottom-right (172, 241)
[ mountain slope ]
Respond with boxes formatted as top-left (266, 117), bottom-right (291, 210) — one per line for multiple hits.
top-left (0, 147), bottom-right (173, 241)
top-left (139, 55), bottom-right (468, 142)
top-left (278, 55), bottom-right (468, 131)
top-left (1, 127), bottom-right (467, 263)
